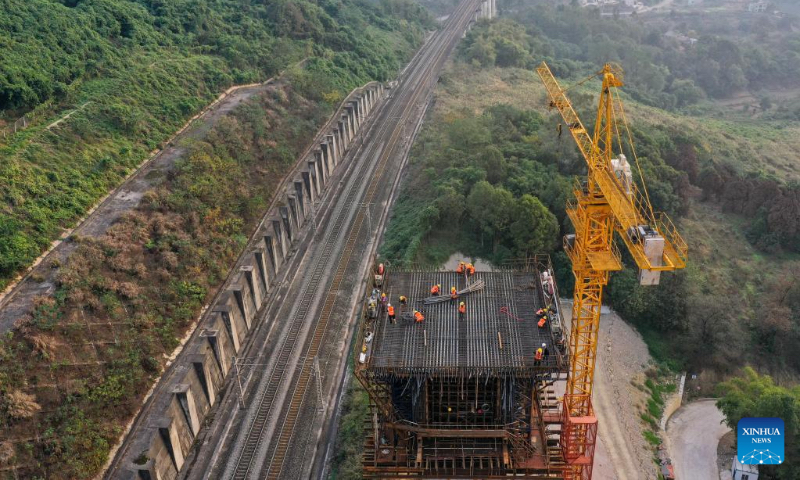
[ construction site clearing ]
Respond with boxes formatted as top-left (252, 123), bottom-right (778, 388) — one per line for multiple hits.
top-left (354, 257), bottom-right (572, 478)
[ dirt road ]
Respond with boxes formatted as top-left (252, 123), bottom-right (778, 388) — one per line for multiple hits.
top-left (562, 301), bottom-right (658, 480)
top-left (666, 400), bottom-right (731, 480)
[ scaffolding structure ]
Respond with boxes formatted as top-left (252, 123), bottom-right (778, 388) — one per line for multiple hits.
top-left (354, 257), bottom-right (569, 478)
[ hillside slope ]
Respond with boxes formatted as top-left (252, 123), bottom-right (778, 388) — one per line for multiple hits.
top-left (0, 1), bottom-right (435, 478)
top-left (0, 0), bottom-right (433, 288)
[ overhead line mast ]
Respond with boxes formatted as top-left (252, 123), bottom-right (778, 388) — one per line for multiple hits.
top-left (536, 62), bottom-right (688, 480)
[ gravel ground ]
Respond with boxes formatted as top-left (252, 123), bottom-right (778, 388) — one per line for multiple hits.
top-left (717, 431), bottom-right (736, 480)
top-left (561, 300), bottom-right (658, 480)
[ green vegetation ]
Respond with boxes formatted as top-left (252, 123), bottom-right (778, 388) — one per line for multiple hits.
top-left (329, 379), bottom-right (370, 479)
top-left (717, 367), bottom-right (800, 479)
top-left (0, 1), bottom-right (437, 476)
top-left (380, 102), bottom-right (565, 264)
top-left (494, 1), bottom-right (800, 111)
top-left (0, 78), bottom-right (332, 479)
top-left (635, 371), bottom-right (676, 451)
top-left (333, 4), bottom-right (800, 478)
top-left (433, 11), bottom-right (800, 379)
top-left (0, 0), bottom-right (434, 288)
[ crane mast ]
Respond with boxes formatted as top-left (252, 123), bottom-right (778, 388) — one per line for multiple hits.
top-left (536, 62), bottom-right (688, 480)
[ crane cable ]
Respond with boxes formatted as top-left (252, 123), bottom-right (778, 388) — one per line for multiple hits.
top-left (562, 70), bottom-right (601, 94)
top-left (612, 86), bottom-right (657, 224)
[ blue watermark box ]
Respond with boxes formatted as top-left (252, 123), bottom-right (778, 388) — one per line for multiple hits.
top-left (738, 417), bottom-right (784, 465)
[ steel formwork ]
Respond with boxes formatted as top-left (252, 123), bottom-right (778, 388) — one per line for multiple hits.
top-left (354, 259), bottom-right (569, 479)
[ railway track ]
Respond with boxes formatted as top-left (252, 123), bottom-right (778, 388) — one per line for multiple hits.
top-left (222, 2), bottom-right (481, 478)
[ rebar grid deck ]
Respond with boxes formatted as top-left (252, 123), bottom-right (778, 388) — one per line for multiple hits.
top-left (367, 267), bottom-right (563, 377)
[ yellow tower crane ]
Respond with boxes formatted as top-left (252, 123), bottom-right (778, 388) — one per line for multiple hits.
top-left (535, 62), bottom-right (688, 480)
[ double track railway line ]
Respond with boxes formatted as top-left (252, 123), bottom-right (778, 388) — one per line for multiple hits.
top-left (205, 3), bottom-right (483, 478)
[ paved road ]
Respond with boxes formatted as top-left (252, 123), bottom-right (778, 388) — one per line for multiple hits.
top-left (666, 400), bottom-right (731, 480)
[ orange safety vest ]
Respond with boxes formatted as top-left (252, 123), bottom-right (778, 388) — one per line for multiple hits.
top-left (467, 264), bottom-right (475, 275)
top-left (458, 304), bottom-right (466, 314)
top-left (388, 306), bottom-right (395, 316)
top-left (414, 311), bottom-right (424, 322)
top-left (456, 263), bottom-right (464, 274)
top-left (535, 348), bottom-right (543, 361)
top-left (450, 287), bottom-right (457, 297)
top-left (538, 316), bottom-right (547, 328)
top-left (431, 285), bottom-right (439, 295)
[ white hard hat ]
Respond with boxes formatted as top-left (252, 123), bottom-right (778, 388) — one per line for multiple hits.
top-left (542, 343), bottom-right (547, 348)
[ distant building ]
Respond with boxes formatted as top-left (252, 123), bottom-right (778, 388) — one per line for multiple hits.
top-left (732, 457), bottom-right (759, 480)
top-left (665, 30), bottom-right (699, 46)
top-left (748, 1), bottom-right (767, 12)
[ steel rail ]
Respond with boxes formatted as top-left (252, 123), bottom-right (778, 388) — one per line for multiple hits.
top-left (229, 2), bottom-right (481, 478)
top-left (259, 2), bottom-right (483, 479)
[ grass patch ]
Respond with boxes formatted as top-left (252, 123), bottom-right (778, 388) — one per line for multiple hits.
top-left (643, 430), bottom-right (662, 447)
top-left (329, 375), bottom-right (370, 480)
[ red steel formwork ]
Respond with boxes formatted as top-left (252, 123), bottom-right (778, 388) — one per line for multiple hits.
top-left (560, 394), bottom-right (598, 480)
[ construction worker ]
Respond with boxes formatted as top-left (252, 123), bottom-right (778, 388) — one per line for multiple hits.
top-left (467, 263), bottom-right (475, 276)
top-left (538, 315), bottom-right (547, 328)
top-left (458, 301), bottom-right (466, 319)
top-left (542, 343), bottom-right (549, 358)
top-left (414, 310), bottom-right (424, 323)
top-left (377, 263), bottom-right (385, 275)
top-left (430, 284), bottom-right (440, 296)
top-left (450, 286), bottom-right (458, 300)
top-left (557, 334), bottom-right (566, 352)
top-left (456, 261), bottom-right (465, 274)
top-left (534, 347), bottom-right (543, 366)
top-left (399, 295), bottom-right (408, 306)
top-left (388, 304), bottom-right (396, 324)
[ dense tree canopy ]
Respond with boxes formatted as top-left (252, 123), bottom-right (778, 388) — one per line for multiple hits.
top-left (381, 102), bottom-right (573, 264)
top-left (459, 3), bottom-right (800, 110)
top-left (717, 368), bottom-right (800, 480)
top-left (0, 0), bottom-right (434, 288)
top-left (0, 0), bottom-right (435, 111)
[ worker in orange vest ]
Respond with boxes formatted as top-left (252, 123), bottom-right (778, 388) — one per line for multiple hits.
top-left (538, 315), bottom-right (547, 328)
top-left (414, 310), bottom-right (424, 322)
top-left (467, 263), bottom-right (475, 276)
top-left (456, 261), bottom-right (465, 274)
top-left (450, 286), bottom-right (458, 300)
top-left (534, 348), bottom-right (543, 365)
top-left (431, 284), bottom-right (440, 296)
top-left (458, 301), bottom-right (466, 319)
top-left (388, 304), bottom-right (396, 324)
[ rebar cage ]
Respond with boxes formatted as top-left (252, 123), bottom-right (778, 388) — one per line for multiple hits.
top-left (354, 258), bottom-right (570, 478)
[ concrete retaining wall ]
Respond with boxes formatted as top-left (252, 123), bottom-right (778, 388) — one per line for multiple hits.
top-left (120, 81), bottom-right (385, 479)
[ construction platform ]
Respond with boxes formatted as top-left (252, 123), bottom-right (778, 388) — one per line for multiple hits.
top-left (355, 258), bottom-right (569, 479)
top-left (367, 267), bottom-right (566, 377)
